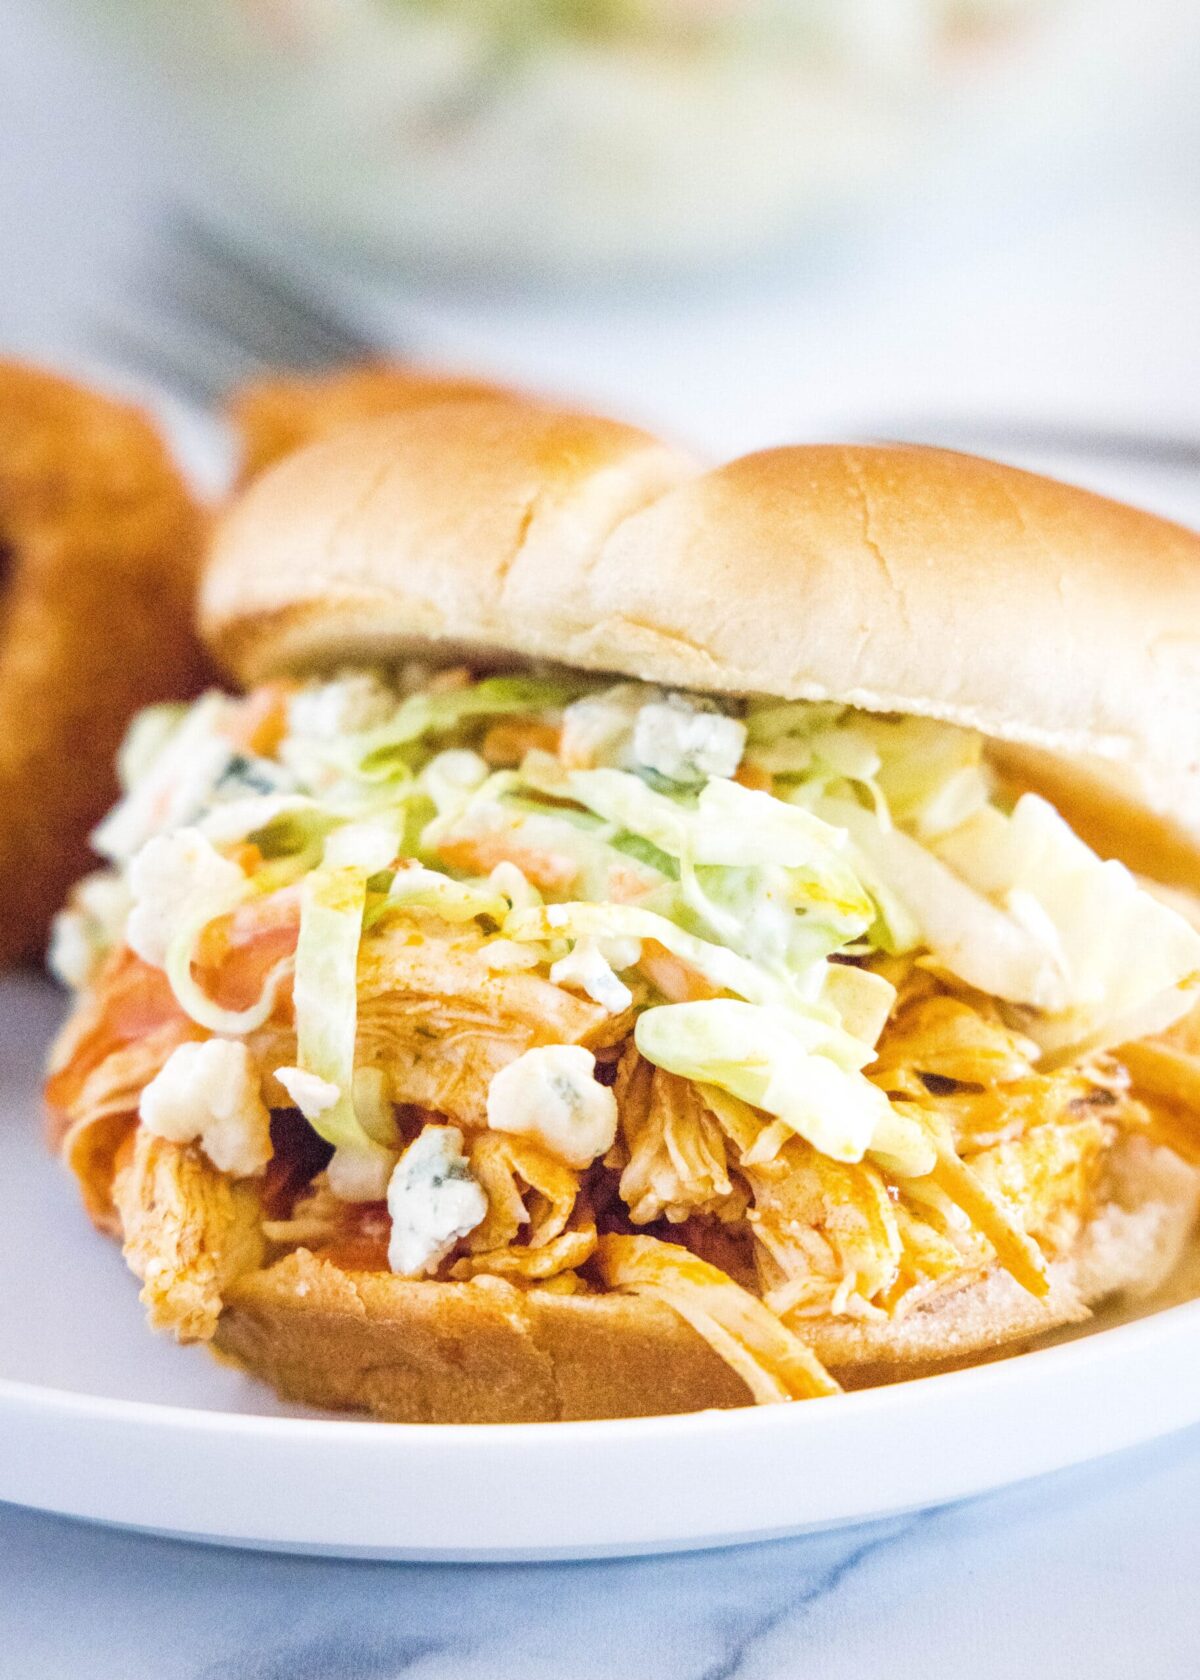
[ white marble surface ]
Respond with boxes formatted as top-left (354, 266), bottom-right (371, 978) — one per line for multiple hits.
top-left (4, 3), bottom-right (1200, 1672)
top-left (6, 1426), bottom-right (1200, 1677)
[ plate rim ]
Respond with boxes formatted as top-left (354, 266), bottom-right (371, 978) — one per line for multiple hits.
top-left (5, 1285), bottom-right (1200, 1444)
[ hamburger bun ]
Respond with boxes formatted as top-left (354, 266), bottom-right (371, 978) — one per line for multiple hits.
top-left (187, 404), bottom-right (1200, 1416)
top-left (987, 745), bottom-right (1200, 892)
top-left (204, 399), bottom-right (698, 685)
top-left (203, 402), bottom-right (1200, 775)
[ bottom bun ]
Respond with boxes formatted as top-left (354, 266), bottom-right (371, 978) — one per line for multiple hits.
top-left (216, 1263), bottom-right (752, 1422)
top-left (215, 1140), bottom-right (1200, 1422)
top-left (811, 1138), bottom-right (1200, 1388)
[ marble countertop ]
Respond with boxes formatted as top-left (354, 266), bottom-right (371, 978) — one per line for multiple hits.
top-left (6, 1426), bottom-right (1200, 1678)
top-left (4, 3), bottom-right (1200, 1673)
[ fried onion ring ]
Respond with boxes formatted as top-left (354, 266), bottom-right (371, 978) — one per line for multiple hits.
top-left (0, 362), bottom-right (207, 965)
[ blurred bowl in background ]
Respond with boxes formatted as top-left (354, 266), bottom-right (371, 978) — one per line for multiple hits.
top-left (83, 0), bottom-right (1078, 279)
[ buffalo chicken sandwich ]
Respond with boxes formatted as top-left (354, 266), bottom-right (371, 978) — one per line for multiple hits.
top-left (44, 401), bottom-right (1200, 1420)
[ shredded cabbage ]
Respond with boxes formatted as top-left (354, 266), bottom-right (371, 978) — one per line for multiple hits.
top-left (822, 795), bottom-right (1063, 1005)
top-left (818, 962), bottom-right (895, 1050)
top-left (198, 795), bottom-right (327, 847)
top-left (634, 999), bottom-right (933, 1175)
top-left (522, 766), bottom-right (874, 975)
top-left (116, 701), bottom-right (190, 792)
top-left (503, 901), bottom-right (822, 1012)
top-left (345, 675), bottom-right (589, 776)
top-left (936, 794), bottom-right (1200, 1057)
top-left (93, 694), bottom-right (239, 862)
top-left (423, 780), bottom-right (667, 905)
top-left (867, 716), bottom-right (990, 839)
top-left (562, 770), bottom-right (862, 884)
top-left (823, 790), bottom-right (1200, 1058)
top-left (745, 704), bottom-right (989, 840)
top-left (418, 749), bottom-right (491, 815)
top-left (291, 864), bottom-right (392, 1177)
top-left (384, 864), bottom-right (510, 924)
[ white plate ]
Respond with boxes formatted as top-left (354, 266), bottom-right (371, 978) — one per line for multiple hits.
top-left (5, 972), bottom-right (1200, 1560)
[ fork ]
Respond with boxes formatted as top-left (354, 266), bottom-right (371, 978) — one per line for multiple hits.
top-left (93, 213), bottom-right (1200, 482)
top-left (852, 416), bottom-right (1200, 471)
top-left (91, 209), bottom-right (383, 406)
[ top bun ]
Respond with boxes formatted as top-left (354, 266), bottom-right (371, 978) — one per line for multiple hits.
top-left (202, 398), bottom-right (1200, 776)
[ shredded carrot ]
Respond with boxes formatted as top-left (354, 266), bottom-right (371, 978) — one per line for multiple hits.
top-left (227, 842), bottom-right (264, 875)
top-left (227, 681), bottom-right (297, 757)
top-left (638, 939), bottom-right (721, 1003)
top-left (480, 719), bottom-right (561, 767)
top-left (607, 860), bottom-right (661, 904)
top-left (191, 888), bottom-right (301, 1011)
top-left (734, 762), bottom-right (773, 793)
top-left (435, 833), bottom-right (579, 893)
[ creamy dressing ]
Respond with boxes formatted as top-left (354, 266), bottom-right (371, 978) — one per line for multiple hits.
top-left (125, 830), bottom-right (245, 971)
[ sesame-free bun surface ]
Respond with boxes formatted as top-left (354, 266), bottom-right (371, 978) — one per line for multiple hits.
top-left (213, 1139), bottom-right (1199, 1422)
top-left (204, 399), bottom-right (698, 684)
top-left (202, 400), bottom-right (1200, 775)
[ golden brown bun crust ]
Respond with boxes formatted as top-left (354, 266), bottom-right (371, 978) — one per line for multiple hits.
top-left (203, 401), bottom-right (698, 683)
top-left (214, 1141), bottom-right (1199, 1420)
top-left (991, 743), bottom-right (1200, 891)
top-left (228, 362), bottom-right (521, 486)
top-left (216, 1252), bottom-right (752, 1422)
top-left (202, 404), bottom-right (1200, 775)
top-left (0, 362), bottom-right (207, 965)
top-left (821, 1135), bottom-right (1200, 1385)
top-left (586, 445), bottom-right (1200, 771)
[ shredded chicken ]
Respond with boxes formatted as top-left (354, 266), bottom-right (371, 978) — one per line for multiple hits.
top-left (112, 1128), bottom-right (265, 1341)
top-left (266, 1130), bottom-right (594, 1286)
top-left (464, 1131), bottom-right (581, 1253)
top-left (749, 1143), bottom-right (903, 1320)
top-left (892, 1104), bottom-right (1051, 1298)
top-left (866, 979), bottom-right (1138, 1298)
top-left (49, 904), bottom-right (1149, 1376)
top-left (884, 1200), bottom-right (985, 1312)
top-left (261, 1176), bottom-right (348, 1250)
top-left (870, 985), bottom-right (1040, 1096)
top-left (695, 985), bottom-right (1118, 1315)
top-left (450, 1227), bottom-right (596, 1282)
top-left (613, 1046), bottom-right (743, 1225)
top-left (970, 1115), bottom-right (1110, 1250)
top-left (1119, 1036), bottom-right (1200, 1167)
top-left (55, 1019), bottom-right (199, 1232)
top-left (45, 949), bottom-right (189, 1140)
top-left (596, 1232), bottom-right (840, 1402)
top-left (354, 914), bottom-right (633, 1124)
